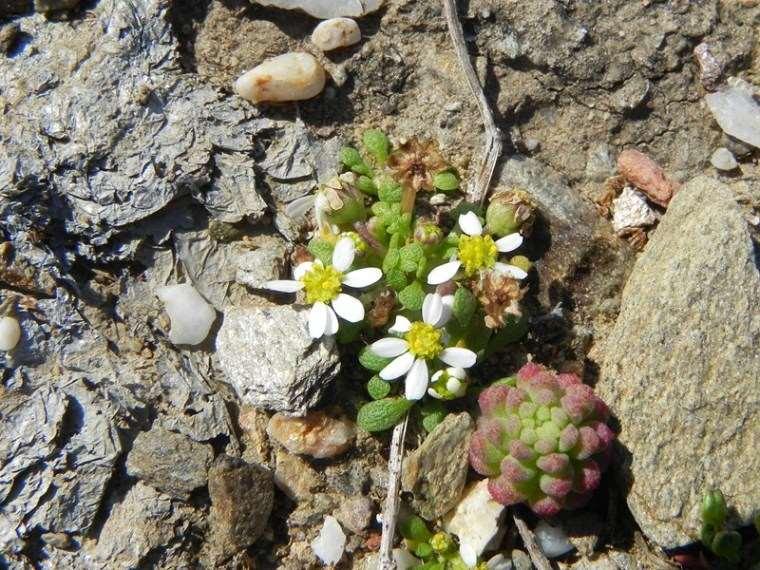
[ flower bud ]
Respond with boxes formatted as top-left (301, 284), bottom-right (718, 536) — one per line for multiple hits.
top-left (486, 189), bottom-right (536, 237)
top-left (315, 175), bottom-right (367, 228)
top-left (428, 368), bottom-right (468, 400)
top-left (430, 531), bottom-right (454, 553)
top-left (413, 218), bottom-right (443, 245)
top-left (509, 255), bottom-right (533, 273)
top-left (340, 231), bottom-right (367, 255)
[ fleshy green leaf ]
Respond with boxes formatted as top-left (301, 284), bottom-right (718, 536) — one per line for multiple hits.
top-left (377, 178), bottom-right (403, 203)
top-left (420, 400), bottom-right (447, 433)
top-left (356, 398), bottom-right (412, 433)
top-left (358, 346), bottom-right (392, 372)
top-left (399, 242), bottom-right (424, 273)
top-left (307, 237), bottom-right (334, 266)
top-left (433, 170), bottom-right (460, 192)
top-left (367, 375), bottom-right (391, 400)
top-left (340, 146), bottom-right (363, 168)
top-left (452, 286), bottom-right (477, 326)
top-left (357, 175), bottom-right (378, 195)
top-left (399, 280), bottom-right (425, 311)
top-left (363, 129), bottom-right (391, 164)
top-left (384, 267), bottom-right (408, 291)
top-left (399, 515), bottom-right (432, 543)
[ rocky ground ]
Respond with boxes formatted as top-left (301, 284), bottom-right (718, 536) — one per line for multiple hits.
top-left (0, 0), bottom-right (758, 569)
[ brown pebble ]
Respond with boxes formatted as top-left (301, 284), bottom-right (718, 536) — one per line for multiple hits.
top-left (617, 149), bottom-right (677, 207)
top-left (267, 410), bottom-right (356, 459)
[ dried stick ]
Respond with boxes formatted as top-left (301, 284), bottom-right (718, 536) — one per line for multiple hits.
top-left (379, 414), bottom-right (410, 570)
top-left (513, 511), bottom-right (553, 570)
top-left (442, 0), bottom-right (504, 206)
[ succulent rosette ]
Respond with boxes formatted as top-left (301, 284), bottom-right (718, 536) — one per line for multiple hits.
top-left (469, 362), bottom-right (615, 517)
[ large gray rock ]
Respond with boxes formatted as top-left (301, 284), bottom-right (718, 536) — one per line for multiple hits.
top-left (126, 424), bottom-right (213, 500)
top-left (216, 305), bottom-right (340, 414)
top-left (598, 176), bottom-right (760, 549)
top-left (401, 412), bottom-right (474, 520)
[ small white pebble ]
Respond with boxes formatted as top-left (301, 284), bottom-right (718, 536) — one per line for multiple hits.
top-left (156, 284), bottom-right (216, 346)
top-left (0, 316), bottom-right (21, 351)
top-left (311, 18), bottom-right (361, 52)
top-left (393, 548), bottom-right (421, 570)
top-left (710, 147), bottom-right (739, 171)
top-left (235, 52), bottom-right (326, 104)
top-left (311, 515), bottom-right (346, 565)
top-left (534, 520), bottom-right (574, 559)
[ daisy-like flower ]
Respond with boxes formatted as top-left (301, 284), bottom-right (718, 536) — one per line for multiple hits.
top-left (264, 237), bottom-right (382, 339)
top-left (427, 367), bottom-right (468, 400)
top-left (369, 293), bottom-right (478, 401)
top-left (427, 211), bottom-right (527, 285)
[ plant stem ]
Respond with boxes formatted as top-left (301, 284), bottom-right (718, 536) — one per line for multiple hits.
top-left (378, 414), bottom-right (410, 569)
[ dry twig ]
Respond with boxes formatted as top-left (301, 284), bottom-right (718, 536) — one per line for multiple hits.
top-left (442, 0), bottom-right (504, 206)
top-left (378, 414), bottom-right (410, 570)
top-left (513, 511), bottom-right (554, 570)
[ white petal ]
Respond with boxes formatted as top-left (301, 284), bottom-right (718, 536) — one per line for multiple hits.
top-left (293, 262), bottom-right (314, 280)
top-left (494, 262), bottom-right (528, 280)
top-left (263, 280), bottom-right (304, 293)
top-left (388, 315), bottom-right (412, 334)
top-left (495, 233), bottom-right (524, 253)
top-left (342, 267), bottom-right (382, 288)
top-left (331, 293), bottom-right (364, 323)
top-left (435, 294), bottom-right (455, 328)
top-left (404, 358), bottom-right (429, 401)
top-left (427, 260), bottom-right (461, 285)
top-left (446, 377), bottom-right (462, 393)
top-left (431, 369), bottom-right (444, 382)
top-left (370, 338), bottom-right (409, 358)
top-left (308, 302), bottom-right (328, 339)
top-left (422, 293), bottom-right (443, 326)
top-left (458, 211), bottom-right (483, 236)
top-left (439, 347), bottom-right (477, 368)
top-left (448, 367), bottom-right (467, 379)
top-left (332, 237), bottom-right (356, 272)
top-left (428, 387), bottom-right (444, 400)
top-left (324, 305), bottom-right (339, 336)
top-left (380, 352), bottom-right (415, 380)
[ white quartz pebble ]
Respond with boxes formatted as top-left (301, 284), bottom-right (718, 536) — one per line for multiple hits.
top-left (444, 480), bottom-right (506, 567)
top-left (705, 79), bottom-right (760, 149)
top-left (254, 0), bottom-right (382, 19)
top-left (156, 284), bottom-right (216, 346)
top-left (534, 520), bottom-right (574, 559)
top-left (710, 147), bottom-right (739, 171)
top-left (311, 18), bottom-right (361, 52)
top-left (234, 52), bottom-right (326, 104)
top-left (0, 316), bottom-right (21, 351)
top-left (311, 515), bottom-right (346, 565)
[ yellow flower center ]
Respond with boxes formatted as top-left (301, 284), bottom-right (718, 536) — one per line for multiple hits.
top-left (458, 234), bottom-right (497, 275)
top-left (406, 322), bottom-right (443, 359)
top-left (301, 264), bottom-right (342, 304)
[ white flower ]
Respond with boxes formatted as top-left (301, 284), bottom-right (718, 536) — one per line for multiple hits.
top-left (427, 211), bottom-right (527, 285)
top-left (369, 293), bottom-right (478, 401)
top-left (264, 237), bottom-right (382, 339)
top-left (427, 367), bottom-right (468, 400)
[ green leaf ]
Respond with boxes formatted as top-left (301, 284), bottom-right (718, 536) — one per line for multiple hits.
top-left (358, 346), bottom-right (392, 372)
top-left (356, 175), bottom-right (378, 195)
top-left (340, 146), bottom-right (363, 168)
top-left (356, 398), bottom-right (413, 433)
top-left (399, 281), bottom-right (425, 311)
top-left (367, 375), bottom-right (391, 400)
top-left (399, 515), bottom-right (432, 543)
top-left (363, 129), bottom-right (391, 164)
top-left (711, 530), bottom-right (742, 563)
top-left (420, 400), bottom-right (447, 433)
top-left (307, 237), bottom-right (334, 266)
top-left (336, 320), bottom-right (362, 344)
top-left (452, 287), bottom-right (477, 326)
top-left (384, 266), bottom-right (408, 291)
top-left (702, 490), bottom-right (728, 528)
top-left (433, 170), bottom-right (460, 192)
top-left (383, 248), bottom-right (400, 271)
top-left (377, 178), bottom-right (403, 203)
top-left (414, 542), bottom-right (434, 559)
top-left (399, 242), bottom-right (424, 273)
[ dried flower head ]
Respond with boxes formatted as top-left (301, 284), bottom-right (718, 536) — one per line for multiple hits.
top-left (472, 271), bottom-right (525, 329)
top-left (388, 138), bottom-right (448, 193)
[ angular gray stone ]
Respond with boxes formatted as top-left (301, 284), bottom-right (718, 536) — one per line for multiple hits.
top-left (126, 424), bottom-right (213, 500)
top-left (235, 235), bottom-right (291, 290)
top-left (208, 455), bottom-right (274, 562)
top-left (598, 176), bottom-right (760, 549)
top-left (252, 0), bottom-right (383, 19)
top-left (401, 412), bottom-right (474, 520)
top-left (216, 305), bottom-right (340, 414)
